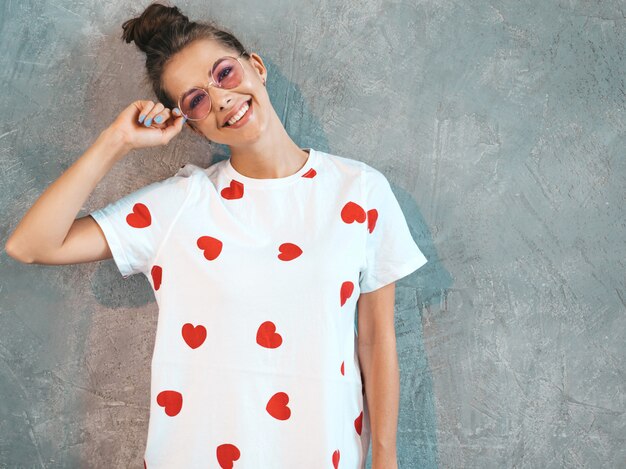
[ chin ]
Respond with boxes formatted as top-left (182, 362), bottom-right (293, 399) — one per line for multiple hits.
top-left (226, 117), bottom-right (269, 143)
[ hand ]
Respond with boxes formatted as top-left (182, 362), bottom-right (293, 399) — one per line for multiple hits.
top-left (106, 100), bottom-right (187, 152)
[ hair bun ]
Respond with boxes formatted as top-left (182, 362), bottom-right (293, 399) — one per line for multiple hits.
top-left (121, 2), bottom-right (189, 53)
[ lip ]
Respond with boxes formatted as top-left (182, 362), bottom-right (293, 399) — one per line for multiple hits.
top-left (223, 99), bottom-right (253, 128)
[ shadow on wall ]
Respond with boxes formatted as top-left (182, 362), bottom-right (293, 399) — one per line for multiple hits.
top-left (385, 182), bottom-right (451, 469)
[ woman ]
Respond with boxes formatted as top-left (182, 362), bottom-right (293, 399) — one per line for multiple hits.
top-left (5, 3), bottom-right (428, 468)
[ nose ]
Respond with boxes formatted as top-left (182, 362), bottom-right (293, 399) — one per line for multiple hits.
top-left (207, 86), bottom-right (237, 112)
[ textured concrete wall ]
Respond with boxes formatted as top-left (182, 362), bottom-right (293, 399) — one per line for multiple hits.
top-left (1, 0), bottom-right (624, 467)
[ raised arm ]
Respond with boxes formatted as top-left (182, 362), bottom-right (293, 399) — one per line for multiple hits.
top-left (5, 128), bottom-right (129, 265)
top-left (4, 100), bottom-right (186, 266)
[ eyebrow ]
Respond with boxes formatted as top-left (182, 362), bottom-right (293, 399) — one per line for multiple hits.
top-left (180, 57), bottom-right (225, 97)
top-left (180, 74), bottom-right (208, 99)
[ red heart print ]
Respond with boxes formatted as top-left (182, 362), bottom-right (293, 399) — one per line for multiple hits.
top-left (354, 410), bottom-right (363, 435)
top-left (302, 167), bottom-right (317, 178)
top-left (340, 361), bottom-right (345, 376)
top-left (366, 208), bottom-right (378, 233)
top-left (143, 459), bottom-right (147, 469)
top-left (197, 236), bottom-right (223, 260)
top-left (182, 323), bottom-right (207, 349)
top-left (332, 449), bottom-right (340, 469)
top-left (151, 265), bottom-right (162, 291)
top-left (256, 321), bottom-right (283, 348)
top-left (216, 443), bottom-right (240, 469)
top-left (266, 392), bottom-right (291, 420)
top-left (156, 390), bottom-right (182, 416)
top-left (340, 281), bottom-right (354, 307)
top-left (126, 202), bottom-right (151, 228)
top-left (277, 243), bottom-right (302, 261)
top-left (221, 180), bottom-right (244, 199)
top-left (341, 202), bottom-right (366, 224)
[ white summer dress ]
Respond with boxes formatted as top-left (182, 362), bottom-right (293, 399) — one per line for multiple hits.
top-left (89, 148), bottom-right (428, 469)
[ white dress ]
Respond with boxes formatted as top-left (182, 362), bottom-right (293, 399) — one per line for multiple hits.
top-left (90, 148), bottom-right (428, 469)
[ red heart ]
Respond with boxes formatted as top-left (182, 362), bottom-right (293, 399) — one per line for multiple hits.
top-left (182, 323), bottom-right (207, 349)
top-left (366, 208), bottom-right (378, 233)
top-left (340, 361), bottom-right (345, 376)
top-left (266, 392), bottom-right (291, 420)
top-left (302, 167), bottom-right (317, 178)
top-left (332, 449), bottom-right (340, 468)
top-left (126, 202), bottom-right (151, 228)
top-left (354, 410), bottom-right (363, 435)
top-left (197, 236), bottom-right (223, 260)
top-left (277, 243), bottom-right (302, 261)
top-left (221, 180), bottom-right (244, 199)
top-left (151, 265), bottom-right (162, 291)
top-left (256, 321), bottom-right (283, 348)
top-left (143, 459), bottom-right (147, 469)
top-left (340, 281), bottom-right (354, 307)
top-left (216, 443), bottom-right (240, 469)
top-left (156, 390), bottom-right (182, 416)
top-left (341, 201), bottom-right (366, 224)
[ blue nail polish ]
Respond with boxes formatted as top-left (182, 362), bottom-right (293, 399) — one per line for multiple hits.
top-left (138, 114), bottom-right (146, 123)
top-left (182, 117), bottom-right (187, 124)
top-left (144, 118), bottom-right (152, 127)
top-left (154, 115), bottom-right (163, 124)
top-left (173, 107), bottom-right (180, 114)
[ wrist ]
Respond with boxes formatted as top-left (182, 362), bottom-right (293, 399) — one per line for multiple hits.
top-left (98, 126), bottom-right (133, 157)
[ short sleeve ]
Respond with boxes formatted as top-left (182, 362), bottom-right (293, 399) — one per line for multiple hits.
top-left (89, 168), bottom-right (197, 279)
top-left (358, 167), bottom-right (428, 293)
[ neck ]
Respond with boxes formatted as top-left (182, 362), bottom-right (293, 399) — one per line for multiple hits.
top-left (227, 109), bottom-right (309, 179)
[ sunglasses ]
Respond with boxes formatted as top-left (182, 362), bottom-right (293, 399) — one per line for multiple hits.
top-left (176, 51), bottom-right (248, 121)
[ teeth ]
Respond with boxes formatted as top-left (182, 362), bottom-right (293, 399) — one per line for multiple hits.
top-left (227, 101), bottom-right (250, 126)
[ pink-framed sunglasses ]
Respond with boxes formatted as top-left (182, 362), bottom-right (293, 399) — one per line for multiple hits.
top-left (177, 51), bottom-right (248, 121)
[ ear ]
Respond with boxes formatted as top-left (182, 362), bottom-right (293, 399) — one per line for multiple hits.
top-left (247, 52), bottom-right (267, 86)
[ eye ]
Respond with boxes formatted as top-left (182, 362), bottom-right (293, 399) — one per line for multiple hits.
top-left (190, 93), bottom-right (205, 109)
top-left (217, 66), bottom-right (232, 83)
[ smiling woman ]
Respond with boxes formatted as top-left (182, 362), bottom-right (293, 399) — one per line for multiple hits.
top-left (121, 4), bottom-right (278, 159)
top-left (4, 2), bottom-right (428, 468)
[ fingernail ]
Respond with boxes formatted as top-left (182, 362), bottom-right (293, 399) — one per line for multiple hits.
top-left (138, 114), bottom-right (146, 123)
top-left (173, 107), bottom-right (180, 115)
top-left (182, 117), bottom-right (187, 124)
top-left (154, 115), bottom-right (163, 123)
top-left (144, 118), bottom-right (152, 127)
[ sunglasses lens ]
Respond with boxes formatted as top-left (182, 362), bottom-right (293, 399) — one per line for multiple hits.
top-left (179, 57), bottom-right (244, 120)
top-left (180, 88), bottom-right (211, 120)
top-left (212, 57), bottom-right (244, 89)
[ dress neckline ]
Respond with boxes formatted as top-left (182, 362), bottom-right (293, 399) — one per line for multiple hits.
top-left (223, 148), bottom-right (316, 188)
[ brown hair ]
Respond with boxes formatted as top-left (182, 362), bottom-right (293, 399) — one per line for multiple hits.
top-left (121, 2), bottom-right (250, 110)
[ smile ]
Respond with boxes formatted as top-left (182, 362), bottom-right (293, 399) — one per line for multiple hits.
top-left (224, 99), bottom-right (253, 128)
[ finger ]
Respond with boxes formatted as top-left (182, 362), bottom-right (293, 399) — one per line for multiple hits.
top-left (150, 108), bottom-right (172, 128)
top-left (143, 102), bottom-right (165, 127)
top-left (137, 101), bottom-right (156, 124)
top-left (160, 115), bottom-right (187, 144)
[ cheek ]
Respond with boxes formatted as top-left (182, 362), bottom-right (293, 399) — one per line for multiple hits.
top-left (255, 91), bottom-right (271, 115)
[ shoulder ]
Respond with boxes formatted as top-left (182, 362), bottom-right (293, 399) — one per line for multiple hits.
top-left (118, 164), bottom-right (205, 210)
top-left (173, 162), bottom-right (213, 181)
top-left (162, 163), bottom-right (211, 194)
top-left (312, 148), bottom-right (386, 187)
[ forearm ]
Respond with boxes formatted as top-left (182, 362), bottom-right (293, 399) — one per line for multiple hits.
top-left (358, 336), bottom-right (400, 468)
top-left (5, 128), bottom-right (130, 261)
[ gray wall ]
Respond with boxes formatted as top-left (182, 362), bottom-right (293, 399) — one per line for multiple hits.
top-left (1, 0), bottom-right (624, 467)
